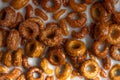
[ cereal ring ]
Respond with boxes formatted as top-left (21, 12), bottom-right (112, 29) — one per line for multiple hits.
top-left (7, 29), bottom-right (20, 50)
top-left (113, 12), bottom-right (120, 24)
top-left (19, 20), bottom-right (39, 39)
top-left (53, 9), bottom-right (66, 20)
top-left (0, 65), bottom-right (8, 73)
top-left (72, 26), bottom-right (88, 39)
top-left (26, 67), bottom-right (44, 80)
top-left (25, 40), bottom-right (45, 58)
top-left (109, 64), bottom-right (120, 80)
top-left (69, 0), bottom-right (86, 12)
top-left (39, 23), bottom-right (63, 47)
top-left (110, 45), bottom-right (120, 61)
top-left (41, 0), bottom-right (61, 12)
top-left (25, 4), bottom-right (34, 19)
top-left (66, 12), bottom-right (86, 28)
top-left (80, 59), bottom-right (100, 79)
top-left (17, 73), bottom-right (26, 80)
top-left (40, 58), bottom-right (53, 74)
top-left (10, 0), bottom-right (29, 9)
top-left (92, 40), bottom-right (108, 58)
top-left (13, 48), bottom-right (23, 66)
top-left (2, 51), bottom-right (12, 67)
top-left (55, 62), bottom-right (72, 80)
top-left (35, 8), bottom-right (48, 21)
top-left (59, 18), bottom-right (69, 36)
top-left (103, 0), bottom-right (115, 14)
top-left (107, 24), bottom-right (120, 44)
top-left (90, 2), bottom-right (108, 21)
top-left (47, 47), bottom-right (66, 66)
top-left (65, 39), bottom-right (86, 57)
top-left (45, 76), bottom-right (54, 80)
top-left (22, 56), bottom-right (30, 69)
top-left (0, 7), bottom-right (16, 27)
top-left (102, 56), bottom-right (111, 70)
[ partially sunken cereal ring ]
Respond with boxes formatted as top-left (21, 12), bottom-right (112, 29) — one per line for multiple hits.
top-left (40, 23), bottom-right (63, 47)
top-left (41, 0), bottom-right (61, 12)
top-left (65, 39), bottom-right (86, 57)
top-left (109, 64), bottom-right (120, 80)
top-left (107, 24), bottom-right (120, 44)
top-left (25, 40), bottom-right (45, 58)
top-left (80, 59), bottom-right (100, 79)
top-left (66, 12), bottom-right (86, 28)
top-left (47, 47), bottom-right (66, 66)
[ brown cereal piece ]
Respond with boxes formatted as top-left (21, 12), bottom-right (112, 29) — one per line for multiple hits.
top-left (0, 65), bottom-right (8, 73)
top-left (35, 8), bottom-right (48, 21)
top-left (100, 69), bottom-right (107, 78)
top-left (102, 56), bottom-right (111, 70)
top-left (0, 7), bottom-right (16, 27)
top-left (25, 40), bottom-right (45, 57)
top-left (45, 76), bottom-right (54, 80)
top-left (53, 9), bottom-right (66, 20)
top-left (110, 45), bottom-right (120, 61)
top-left (26, 67), bottom-right (44, 80)
top-left (40, 23), bottom-right (63, 47)
top-left (22, 56), bottom-right (30, 69)
top-left (17, 73), bottom-right (26, 80)
top-left (13, 48), bottom-right (23, 66)
top-left (25, 4), bottom-right (33, 19)
top-left (19, 20), bottom-right (39, 40)
top-left (84, 0), bottom-right (94, 4)
top-left (47, 47), bottom-right (66, 66)
top-left (66, 12), bottom-right (86, 28)
top-left (69, 0), bottom-right (86, 12)
top-left (10, 0), bottom-right (29, 10)
top-left (59, 18), bottom-right (69, 36)
top-left (0, 75), bottom-right (12, 80)
top-left (7, 29), bottom-right (20, 50)
top-left (41, 0), bottom-right (61, 12)
top-left (2, 51), bottom-right (12, 67)
top-left (72, 26), bottom-right (88, 39)
top-left (113, 12), bottom-right (120, 24)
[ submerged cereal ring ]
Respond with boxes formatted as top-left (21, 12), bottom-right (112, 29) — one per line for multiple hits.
top-left (65, 39), bottom-right (86, 57)
top-left (39, 23), bottom-right (63, 47)
top-left (0, 7), bottom-right (16, 27)
top-left (80, 59), bottom-right (100, 79)
top-left (109, 64), bottom-right (120, 80)
top-left (66, 12), bottom-right (86, 28)
top-left (41, 0), bottom-right (61, 12)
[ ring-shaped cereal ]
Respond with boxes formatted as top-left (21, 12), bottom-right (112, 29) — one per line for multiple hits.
top-left (27, 67), bottom-right (44, 80)
top-left (66, 12), bottom-right (86, 28)
top-left (92, 40), bottom-right (108, 58)
top-left (80, 59), bottom-right (100, 79)
top-left (39, 23), bottom-right (63, 47)
top-left (19, 20), bottom-right (39, 39)
top-left (65, 39), bottom-right (86, 57)
top-left (55, 62), bottom-right (72, 80)
top-left (107, 24), bottom-right (120, 44)
top-left (0, 7), bottom-right (16, 27)
top-left (109, 64), bottom-right (120, 80)
top-left (90, 2), bottom-right (108, 21)
top-left (41, 0), bottom-right (61, 12)
top-left (69, 0), bottom-right (86, 12)
top-left (25, 40), bottom-right (45, 58)
top-left (47, 47), bottom-right (66, 66)
top-left (110, 45), bottom-right (120, 61)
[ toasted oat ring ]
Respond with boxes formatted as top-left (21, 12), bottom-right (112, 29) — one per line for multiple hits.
top-left (41, 0), bottom-right (61, 12)
top-left (90, 2), bottom-right (108, 21)
top-left (92, 41), bottom-right (108, 58)
top-left (65, 39), bottom-right (86, 57)
top-left (27, 67), bottom-right (44, 80)
top-left (25, 40), bottom-right (45, 58)
top-left (107, 24), bottom-right (120, 44)
top-left (69, 0), bottom-right (86, 12)
top-left (40, 23), bottom-right (63, 47)
top-left (66, 12), bottom-right (86, 28)
top-left (109, 64), bottom-right (120, 80)
top-left (110, 45), bottom-right (120, 61)
top-left (47, 47), bottom-right (66, 66)
top-left (0, 7), bottom-right (16, 27)
top-left (80, 59), bottom-right (100, 79)
top-left (19, 20), bottom-right (39, 39)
